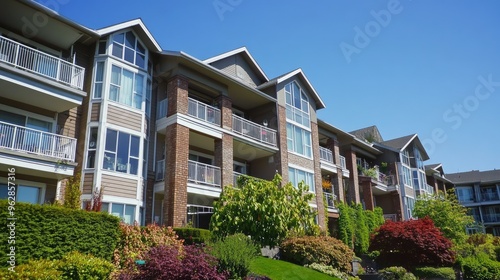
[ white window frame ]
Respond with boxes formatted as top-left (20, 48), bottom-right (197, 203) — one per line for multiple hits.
top-left (288, 165), bottom-right (315, 193)
top-left (103, 128), bottom-right (141, 176)
top-left (0, 178), bottom-right (46, 204)
top-left (100, 202), bottom-right (137, 225)
top-left (286, 122), bottom-right (312, 159)
top-left (0, 104), bottom-right (56, 134)
top-left (108, 63), bottom-right (145, 110)
top-left (285, 81), bottom-right (311, 127)
top-left (92, 60), bottom-right (105, 99)
top-left (85, 127), bottom-right (98, 169)
top-left (111, 30), bottom-right (147, 69)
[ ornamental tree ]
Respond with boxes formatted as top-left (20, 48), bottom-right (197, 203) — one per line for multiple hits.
top-left (369, 217), bottom-right (455, 269)
top-left (210, 174), bottom-right (319, 247)
top-left (414, 190), bottom-right (474, 245)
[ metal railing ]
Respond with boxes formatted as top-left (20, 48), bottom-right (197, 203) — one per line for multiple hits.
top-left (483, 213), bottom-right (500, 223)
top-left (481, 191), bottom-right (500, 202)
top-left (156, 98), bottom-right (168, 120)
top-left (0, 121), bottom-right (77, 161)
top-left (324, 192), bottom-right (336, 209)
top-left (187, 204), bottom-right (214, 215)
top-left (339, 155), bottom-right (347, 169)
top-left (156, 159), bottom-right (165, 181)
top-left (187, 98), bottom-right (221, 126)
top-left (232, 114), bottom-right (277, 147)
top-left (0, 36), bottom-right (85, 90)
top-left (319, 146), bottom-right (334, 164)
top-left (188, 160), bottom-right (221, 187)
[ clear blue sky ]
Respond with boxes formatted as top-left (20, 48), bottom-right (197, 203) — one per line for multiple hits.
top-left (46, 0), bottom-right (500, 173)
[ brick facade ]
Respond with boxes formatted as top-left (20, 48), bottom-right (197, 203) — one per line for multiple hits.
top-left (361, 178), bottom-right (374, 210)
top-left (345, 149), bottom-right (360, 204)
top-left (326, 137), bottom-right (345, 202)
top-left (215, 134), bottom-right (234, 188)
top-left (274, 105), bottom-right (289, 183)
top-left (311, 122), bottom-right (326, 230)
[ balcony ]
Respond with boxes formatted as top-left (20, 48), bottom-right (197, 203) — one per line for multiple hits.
top-left (232, 114), bottom-right (277, 147)
top-left (188, 98), bottom-right (221, 126)
top-left (324, 192), bottom-right (336, 209)
top-left (319, 147), bottom-right (334, 164)
top-left (156, 159), bottom-right (165, 181)
top-left (188, 160), bottom-right (221, 188)
top-left (0, 121), bottom-right (76, 162)
top-left (481, 191), bottom-right (500, 202)
top-left (157, 98), bottom-right (168, 120)
top-left (0, 36), bottom-right (85, 90)
top-left (483, 213), bottom-right (500, 223)
top-left (339, 155), bottom-right (347, 169)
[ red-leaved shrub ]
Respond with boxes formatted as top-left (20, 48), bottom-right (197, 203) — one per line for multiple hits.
top-left (369, 217), bottom-right (455, 269)
top-left (129, 245), bottom-right (228, 280)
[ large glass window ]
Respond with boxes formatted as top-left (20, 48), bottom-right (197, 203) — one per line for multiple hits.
top-left (0, 183), bottom-right (41, 204)
top-left (86, 127), bottom-right (98, 168)
top-left (456, 186), bottom-right (475, 203)
top-left (402, 150), bottom-right (410, 166)
top-left (111, 31), bottom-right (146, 68)
top-left (286, 123), bottom-right (312, 158)
top-left (405, 197), bottom-right (415, 219)
top-left (93, 61), bottom-right (104, 99)
top-left (402, 166), bottom-right (412, 187)
top-left (103, 129), bottom-right (140, 175)
top-left (109, 65), bottom-right (144, 109)
top-left (288, 167), bottom-right (315, 192)
top-left (106, 202), bottom-right (136, 225)
top-left (285, 81), bottom-right (310, 127)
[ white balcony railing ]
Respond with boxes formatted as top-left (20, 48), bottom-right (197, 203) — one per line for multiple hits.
top-left (0, 36), bottom-right (85, 90)
top-left (156, 159), bottom-right (165, 181)
top-left (0, 121), bottom-right (77, 161)
top-left (339, 155), bottom-right (347, 169)
top-left (232, 114), bottom-right (277, 147)
top-left (157, 98), bottom-right (168, 120)
top-left (324, 192), bottom-right (336, 209)
top-left (188, 98), bottom-right (221, 126)
top-left (233, 171), bottom-right (244, 188)
top-left (188, 160), bottom-right (221, 187)
top-left (319, 146), bottom-right (334, 164)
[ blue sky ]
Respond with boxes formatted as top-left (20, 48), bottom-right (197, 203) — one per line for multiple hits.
top-left (46, 0), bottom-right (500, 173)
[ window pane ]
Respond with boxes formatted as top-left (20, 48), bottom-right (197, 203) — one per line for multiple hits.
top-left (111, 65), bottom-right (121, 84)
top-left (109, 85), bottom-right (119, 102)
top-left (112, 43), bottom-right (123, 58)
top-left (104, 152), bottom-right (115, 170)
top-left (124, 205), bottom-right (135, 225)
top-left (295, 126), bottom-right (304, 154)
top-left (121, 70), bottom-right (134, 106)
top-left (117, 132), bottom-right (130, 173)
top-left (129, 158), bottom-right (138, 175)
top-left (124, 48), bottom-right (134, 64)
top-left (0, 110), bottom-right (25, 126)
top-left (285, 92), bottom-right (292, 106)
top-left (113, 33), bottom-right (124, 43)
top-left (17, 186), bottom-right (39, 204)
top-left (98, 41), bottom-right (107, 54)
top-left (101, 202), bottom-right (109, 213)
top-left (125, 31), bottom-right (135, 48)
top-left (136, 42), bottom-right (145, 54)
top-left (95, 62), bottom-right (104, 82)
top-left (136, 53), bottom-right (145, 68)
top-left (27, 117), bottom-right (52, 132)
top-left (105, 129), bottom-right (117, 151)
top-left (111, 203), bottom-right (124, 218)
top-left (0, 184), bottom-right (8, 199)
top-left (87, 150), bottom-right (96, 168)
top-left (94, 83), bottom-right (102, 99)
top-left (293, 83), bottom-right (301, 109)
top-left (130, 136), bottom-right (140, 157)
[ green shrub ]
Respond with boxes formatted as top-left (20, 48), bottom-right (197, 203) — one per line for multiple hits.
top-left (378, 266), bottom-right (417, 280)
top-left (0, 201), bottom-right (120, 267)
top-left (280, 235), bottom-right (354, 273)
top-left (59, 251), bottom-right (114, 279)
top-left (413, 267), bottom-right (455, 280)
top-left (174, 227), bottom-right (211, 245)
top-left (210, 233), bottom-right (259, 279)
top-left (458, 253), bottom-right (500, 280)
top-left (0, 259), bottom-right (61, 280)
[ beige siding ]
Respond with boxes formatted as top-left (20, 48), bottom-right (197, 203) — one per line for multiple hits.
top-left (210, 58), bottom-right (236, 78)
top-left (405, 186), bottom-right (415, 198)
top-left (107, 104), bottom-right (142, 131)
top-left (235, 55), bottom-right (260, 87)
top-left (82, 173), bottom-right (94, 195)
top-left (91, 102), bottom-right (100, 122)
top-left (101, 174), bottom-right (137, 199)
top-left (288, 153), bottom-right (315, 171)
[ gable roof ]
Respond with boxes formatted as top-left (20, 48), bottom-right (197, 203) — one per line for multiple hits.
top-left (425, 163), bottom-right (442, 171)
top-left (377, 134), bottom-right (430, 160)
top-left (203, 47), bottom-right (269, 82)
top-left (350, 125), bottom-right (384, 142)
top-left (447, 169), bottom-right (500, 185)
top-left (257, 68), bottom-right (326, 110)
top-left (96, 18), bottom-right (162, 53)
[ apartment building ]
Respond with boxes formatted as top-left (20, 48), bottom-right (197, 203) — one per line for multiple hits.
top-left (0, 0), bottom-right (97, 205)
top-left (447, 169), bottom-right (500, 236)
top-left (425, 163), bottom-right (453, 195)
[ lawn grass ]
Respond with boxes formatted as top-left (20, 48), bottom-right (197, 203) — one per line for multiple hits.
top-left (249, 257), bottom-right (341, 280)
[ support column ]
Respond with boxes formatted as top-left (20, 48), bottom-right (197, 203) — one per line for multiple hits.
top-left (274, 105), bottom-right (289, 183)
top-left (312, 123), bottom-right (326, 231)
top-left (391, 191), bottom-right (404, 221)
top-left (166, 75), bottom-right (189, 117)
top-left (327, 137), bottom-right (345, 202)
top-left (215, 134), bottom-right (233, 188)
top-left (361, 178), bottom-right (374, 210)
top-left (345, 148), bottom-right (360, 204)
top-left (163, 124), bottom-right (189, 227)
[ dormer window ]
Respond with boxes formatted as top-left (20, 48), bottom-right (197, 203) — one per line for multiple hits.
top-left (111, 31), bottom-right (146, 69)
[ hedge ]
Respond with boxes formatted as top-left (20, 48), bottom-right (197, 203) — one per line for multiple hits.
top-left (413, 267), bottom-right (455, 280)
top-left (0, 200), bottom-right (120, 266)
top-left (174, 227), bottom-right (212, 244)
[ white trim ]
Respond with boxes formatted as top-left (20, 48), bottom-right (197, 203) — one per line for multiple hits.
top-left (102, 195), bottom-right (143, 206)
top-left (0, 154), bottom-right (74, 176)
top-left (288, 163), bottom-right (315, 174)
top-left (0, 104), bottom-right (56, 133)
top-left (187, 184), bottom-right (221, 198)
top-left (96, 19), bottom-right (162, 52)
top-left (203, 47), bottom-right (269, 81)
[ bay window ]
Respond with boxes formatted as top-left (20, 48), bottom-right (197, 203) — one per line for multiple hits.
top-left (103, 129), bottom-right (140, 175)
top-left (109, 65), bottom-right (144, 109)
top-left (111, 31), bottom-right (146, 69)
top-left (286, 123), bottom-right (312, 158)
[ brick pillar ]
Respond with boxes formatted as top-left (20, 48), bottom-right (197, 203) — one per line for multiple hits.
top-left (215, 134), bottom-right (233, 188)
top-left (345, 148), bottom-right (360, 204)
top-left (144, 177), bottom-right (155, 224)
top-left (361, 178), bottom-right (374, 210)
top-left (311, 123), bottom-right (326, 231)
top-left (163, 123), bottom-right (189, 227)
top-left (166, 75), bottom-right (189, 117)
top-left (391, 190), bottom-right (404, 221)
top-left (217, 95), bottom-right (232, 129)
top-left (274, 105), bottom-right (288, 183)
top-left (327, 137), bottom-right (344, 202)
